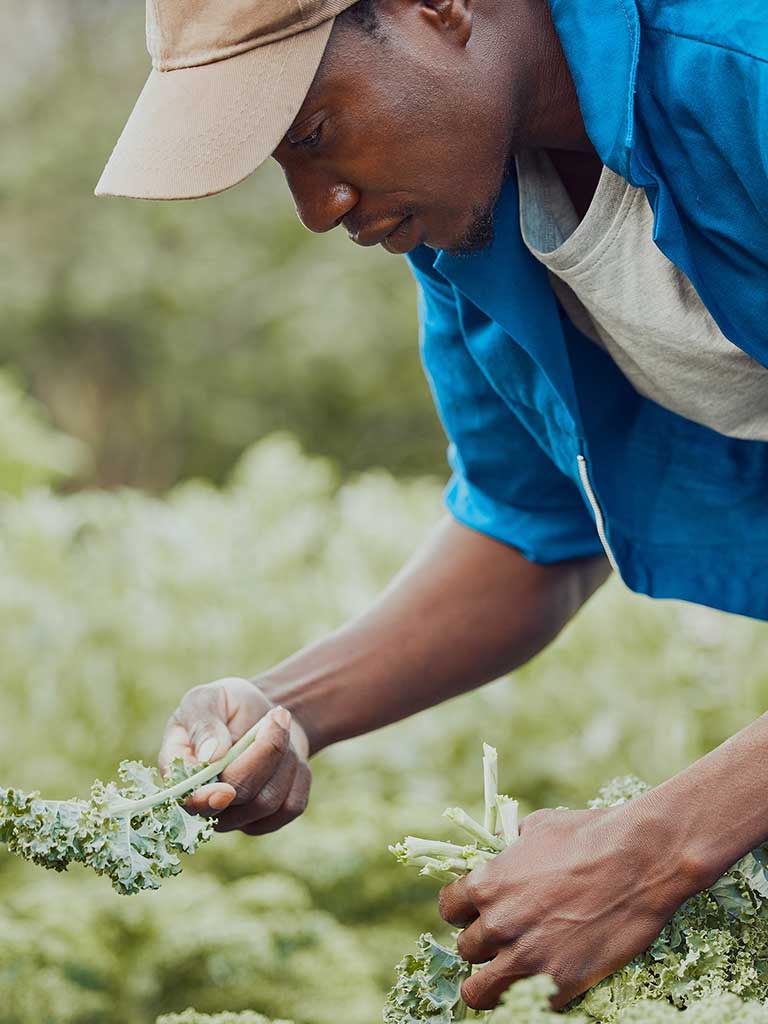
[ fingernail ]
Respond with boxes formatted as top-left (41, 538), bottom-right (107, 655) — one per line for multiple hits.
top-left (197, 738), bottom-right (218, 763)
top-left (208, 791), bottom-right (232, 812)
top-left (272, 706), bottom-right (292, 730)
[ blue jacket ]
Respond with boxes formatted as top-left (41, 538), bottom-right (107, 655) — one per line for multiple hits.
top-left (407, 0), bottom-right (768, 620)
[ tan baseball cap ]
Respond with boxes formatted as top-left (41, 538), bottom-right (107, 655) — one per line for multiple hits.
top-left (95, 0), bottom-right (359, 201)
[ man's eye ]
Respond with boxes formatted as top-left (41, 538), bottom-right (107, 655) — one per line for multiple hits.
top-left (300, 125), bottom-right (323, 149)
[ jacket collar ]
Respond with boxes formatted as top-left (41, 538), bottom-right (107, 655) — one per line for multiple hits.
top-left (546, 0), bottom-right (640, 179)
top-left (433, 174), bottom-right (581, 429)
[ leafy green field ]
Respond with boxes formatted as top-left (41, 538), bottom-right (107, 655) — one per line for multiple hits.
top-left (1, 389), bottom-right (768, 1021)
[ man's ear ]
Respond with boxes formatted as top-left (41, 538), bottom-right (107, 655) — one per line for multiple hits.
top-left (419, 0), bottom-right (473, 46)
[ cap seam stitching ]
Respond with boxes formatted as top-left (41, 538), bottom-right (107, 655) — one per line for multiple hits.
top-left (156, 25), bottom-right (327, 71)
top-left (151, 0), bottom-right (348, 72)
top-left (149, 0), bottom-right (165, 68)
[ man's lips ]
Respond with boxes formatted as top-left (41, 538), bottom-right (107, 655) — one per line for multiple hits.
top-left (347, 214), bottom-right (424, 254)
top-left (381, 215), bottom-right (423, 255)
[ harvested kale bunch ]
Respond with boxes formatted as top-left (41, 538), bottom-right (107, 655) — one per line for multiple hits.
top-left (0, 720), bottom-right (263, 895)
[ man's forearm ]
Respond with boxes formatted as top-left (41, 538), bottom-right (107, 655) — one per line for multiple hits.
top-left (640, 711), bottom-right (768, 890)
top-left (259, 516), bottom-right (609, 754)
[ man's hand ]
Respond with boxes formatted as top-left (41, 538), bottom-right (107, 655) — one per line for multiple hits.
top-left (438, 803), bottom-right (699, 1011)
top-left (158, 677), bottom-right (311, 835)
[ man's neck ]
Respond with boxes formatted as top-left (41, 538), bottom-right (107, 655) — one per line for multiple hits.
top-left (497, 0), bottom-right (594, 154)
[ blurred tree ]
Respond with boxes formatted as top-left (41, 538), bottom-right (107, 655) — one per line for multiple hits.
top-left (0, 1), bottom-right (447, 490)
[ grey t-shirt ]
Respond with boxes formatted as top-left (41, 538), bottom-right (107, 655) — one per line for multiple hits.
top-left (515, 148), bottom-right (768, 442)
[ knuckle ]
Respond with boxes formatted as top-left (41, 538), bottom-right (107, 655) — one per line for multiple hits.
top-left (520, 808), bottom-right (557, 834)
top-left (183, 682), bottom-right (215, 706)
top-left (212, 675), bottom-right (248, 688)
top-left (465, 875), bottom-right (481, 903)
top-left (467, 865), bottom-right (492, 904)
top-left (481, 909), bottom-right (508, 945)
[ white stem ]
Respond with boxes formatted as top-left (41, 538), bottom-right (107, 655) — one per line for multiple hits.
top-left (412, 855), bottom-right (473, 871)
top-left (482, 744), bottom-right (498, 835)
top-left (444, 807), bottom-right (504, 851)
top-left (496, 795), bottom-right (520, 846)
top-left (403, 837), bottom-right (470, 860)
top-left (108, 719), bottom-right (265, 817)
top-left (419, 863), bottom-right (460, 883)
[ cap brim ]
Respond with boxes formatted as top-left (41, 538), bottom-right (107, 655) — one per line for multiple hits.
top-left (95, 19), bottom-right (334, 201)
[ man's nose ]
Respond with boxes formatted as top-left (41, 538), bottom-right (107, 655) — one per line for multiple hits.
top-left (292, 181), bottom-right (360, 234)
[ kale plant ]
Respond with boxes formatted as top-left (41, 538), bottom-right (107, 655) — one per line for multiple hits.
top-left (488, 974), bottom-right (768, 1023)
top-left (385, 744), bottom-right (518, 1024)
top-left (0, 720), bottom-right (264, 895)
top-left (384, 933), bottom-right (473, 1024)
top-left (386, 746), bottom-right (768, 1023)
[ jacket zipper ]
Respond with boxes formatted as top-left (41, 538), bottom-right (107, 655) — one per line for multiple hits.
top-left (577, 454), bottom-right (620, 575)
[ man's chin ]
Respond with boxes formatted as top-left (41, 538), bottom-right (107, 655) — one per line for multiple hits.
top-left (443, 238), bottom-right (494, 258)
top-left (422, 207), bottom-right (496, 258)
top-left (445, 207), bottom-right (496, 257)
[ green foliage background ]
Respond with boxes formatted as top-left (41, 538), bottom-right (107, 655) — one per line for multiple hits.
top-left (0, 1), bottom-right (443, 490)
top-left (1, 413), bottom-right (767, 1022)
top-left (2, 4), bottom-right (768, 1023)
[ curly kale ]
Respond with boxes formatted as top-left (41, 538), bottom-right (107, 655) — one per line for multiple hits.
top-left (488, 974), bottom-right (768, 1023)
top-left (384, 933), bottom-right (472, 1024)
top-left (386, 748), bottom-right (768, 1023)
top-left (0, 720), bottom-right (264, 895)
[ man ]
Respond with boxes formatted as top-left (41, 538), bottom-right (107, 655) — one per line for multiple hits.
top-left (96, 0), bottom-right (768, 1011)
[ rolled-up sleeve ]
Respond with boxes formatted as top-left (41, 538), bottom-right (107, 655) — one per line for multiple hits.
top-left (408, 248), bottom-right (602, 565)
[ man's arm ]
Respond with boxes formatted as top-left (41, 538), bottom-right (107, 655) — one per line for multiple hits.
top-left (159, 516), bottom-right (608, 831)
top-left (258, 515), bottom-right (608, 754)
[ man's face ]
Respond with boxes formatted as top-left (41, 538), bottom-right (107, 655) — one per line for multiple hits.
top-left (272, 0), bottom-right (517, 256)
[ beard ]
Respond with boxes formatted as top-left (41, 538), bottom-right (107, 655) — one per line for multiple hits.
top-left (445, 146), bottom-right (516, 257)
top-left (447, 203), bottom-right (498, 256)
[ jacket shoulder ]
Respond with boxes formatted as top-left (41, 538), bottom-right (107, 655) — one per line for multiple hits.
top-left (637, 0), bottom-right (768, 62)
top-left (629, 7), bottom-right (768, 363)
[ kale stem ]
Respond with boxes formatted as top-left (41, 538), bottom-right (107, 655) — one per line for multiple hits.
top-left (443, 807), bottom-right (504, 851)
top-left (107, 719), bottom-right (266, 817)
top-left (482, 743), bottom-right (498, 835)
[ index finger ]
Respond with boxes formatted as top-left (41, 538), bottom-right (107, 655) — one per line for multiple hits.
top-left (218, 708), bottom-right (292, 802)
top-left (439, 875), bottom-right (480, 928)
